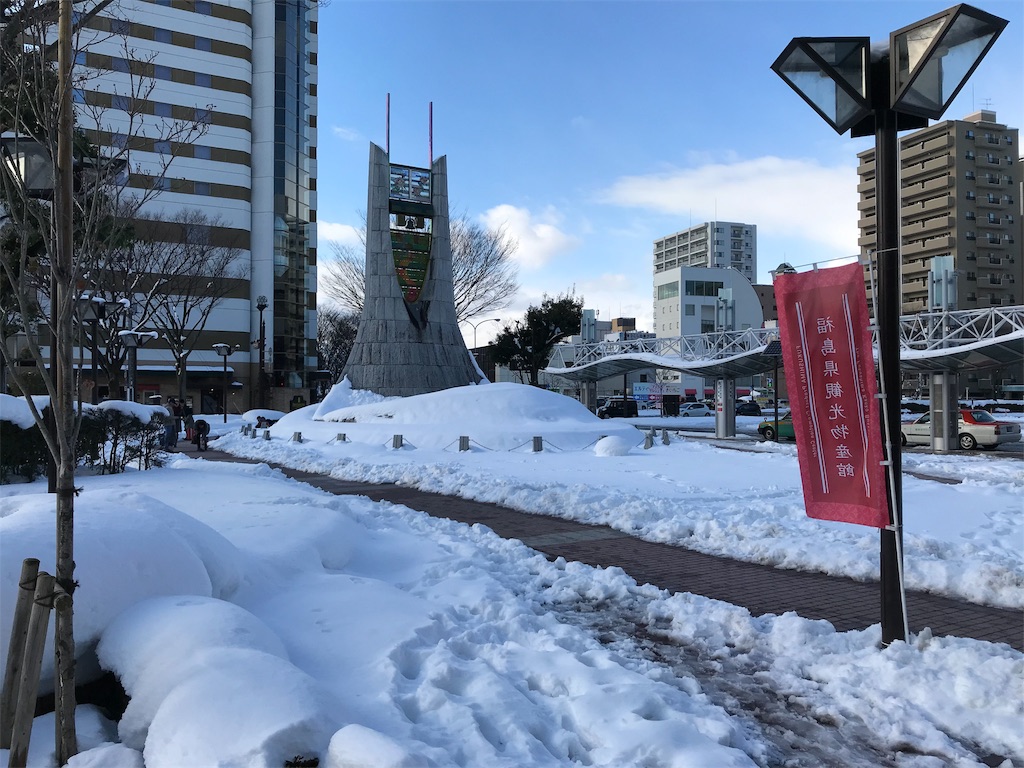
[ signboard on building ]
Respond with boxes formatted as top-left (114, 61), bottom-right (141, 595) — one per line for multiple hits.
top-left (775, 263), bottom-right (889, 529)
top-left (633, 382), bottom-right (680, 402)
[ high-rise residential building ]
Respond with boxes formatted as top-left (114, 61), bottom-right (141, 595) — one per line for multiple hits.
top-left (653, 221), bottom-right (757, 283)
top-left (856, 110), bottom-right (1022, 314)
top-left (70, 0), bottom-right (319, 409)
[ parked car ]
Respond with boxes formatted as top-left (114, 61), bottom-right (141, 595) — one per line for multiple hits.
top-left (678, 402), bottom-right (713, 417)
top-left (901, 408), bottom-right (1021, 450)
top-left (597, 398), bottom-right (639, 419)
top-left (736, 400), bottom-right (762, 417)
top-left (757, 411), bottom-right (794, 441)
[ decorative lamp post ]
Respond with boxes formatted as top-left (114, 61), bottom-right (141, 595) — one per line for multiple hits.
top-left (212, 343), bottom-right (238, 423)
top-left (772, 4), bottom-right (1007, 644)
top-left (76, 294), bottom-right (106, 404)
top-left (464, 317), bottom-right (501, 350)
top-left (256, 295), bottom-right (268, 408)
top-left (118, 330), bottom-right (158, 403)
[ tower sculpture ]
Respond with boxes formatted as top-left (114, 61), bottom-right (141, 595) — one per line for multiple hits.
top-left (340, 142), bottom-right (482, 396)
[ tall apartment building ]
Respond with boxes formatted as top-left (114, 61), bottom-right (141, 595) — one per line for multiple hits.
top-left (70, 0), bottom-right (319, 408)
top-left (856, 110), bottom-right (1022, 313)
top-left (653, 221), bottom-right (757, 283)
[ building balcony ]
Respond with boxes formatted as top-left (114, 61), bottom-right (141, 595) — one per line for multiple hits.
top-left (902, 175), bottom-right (954, 203)
top-left (901, 236), bottom-right (956, 257)
top-left (901, 216), bottom-right (954, 238)
top-left (977, 217), bottom-right (1007, 231)
top-left (976, 194), bottom-right (1005, 208)
top-left (901, 155), bottom-right (954, 183)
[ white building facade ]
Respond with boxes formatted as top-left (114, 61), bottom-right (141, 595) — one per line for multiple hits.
top-left (653, 265), bottom-right (765, 398)
top-left (653, 221), bottom-right (757, 284)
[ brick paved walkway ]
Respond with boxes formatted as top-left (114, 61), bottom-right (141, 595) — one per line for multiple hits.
top-left (194, 447), bottom-right (1023, 650)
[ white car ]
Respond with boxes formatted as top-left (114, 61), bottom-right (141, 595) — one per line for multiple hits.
top-left (678, 402), bottom-right (713, 417)
top-left (901, 409), bottom-right (1022, 450)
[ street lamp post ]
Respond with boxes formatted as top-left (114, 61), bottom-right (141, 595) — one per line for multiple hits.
top-left (212, 343), bottom-right (238, 423)
top-left (118, 330), bottom-right (158, 403)
top-left (464, 317), bottom-right (501, 350)
top-left (256, 295), bottom-right (268, 409)
top-left (76, 295), bottom-right (106, 404)
top-left (772, 4), bottom-right (1007, 645)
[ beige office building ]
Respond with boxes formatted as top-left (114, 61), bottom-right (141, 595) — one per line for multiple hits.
top-left (856, 110), bottom-right (1022, 314)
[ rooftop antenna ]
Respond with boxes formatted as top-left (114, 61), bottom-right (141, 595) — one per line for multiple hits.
top-left (385, 92), bottom-right (390, 155)
top-left (429, 101), bottom-right (433, 166)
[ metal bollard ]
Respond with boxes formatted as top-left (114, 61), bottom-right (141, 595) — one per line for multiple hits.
top-left (336, 433), bottom-right (347, 443)
top-left (661, 428), bottom-right (670, 445)
top-left (250, 427), bottom-right (258, 439)
top-left (263, 429), bottom-right (271, 441)
top-left (241, 424), bottom-right (250, 436)
top-left (644, 433), bottom-right (654, 449)
top-left (291, 432), bottom-right (302, 443)
top-left (392, 434), bottom-right (404, 449)
top-left (459, 436), bottom-right (470, 452)
top-left (532, 436), bottom-right (543, 452)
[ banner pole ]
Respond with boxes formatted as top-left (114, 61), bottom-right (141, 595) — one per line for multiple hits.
top-left (864, 252), bottom-right (910, 643)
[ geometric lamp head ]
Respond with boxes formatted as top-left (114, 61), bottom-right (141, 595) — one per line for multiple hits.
top-left (771, 37), bottom-right (872, 134)
top-left (891, 3), bottom-right (1008, 119)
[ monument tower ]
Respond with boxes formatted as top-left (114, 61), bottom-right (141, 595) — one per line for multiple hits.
top-left (341, 134), bottom-right (482, 396)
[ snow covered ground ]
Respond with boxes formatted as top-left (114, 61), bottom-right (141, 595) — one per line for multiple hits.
top-left (1, 382), bottom-right (1021, 767)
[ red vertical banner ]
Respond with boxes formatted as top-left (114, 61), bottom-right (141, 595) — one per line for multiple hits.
top-left (775, 263), bottom-right (890, 528)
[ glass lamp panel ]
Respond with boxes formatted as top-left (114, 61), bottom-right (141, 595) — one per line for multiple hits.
top-left (894, 9), bottom-right (1005, 117)
top-left (807, 39), bottom-right (868, 98)
top-left (773, 39), bottom-right (870, 133)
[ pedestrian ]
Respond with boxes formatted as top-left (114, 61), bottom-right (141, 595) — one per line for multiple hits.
top-left (162, 405), bottom-right (177, 449)
top-left (184, 405), bottom-right (195, 442)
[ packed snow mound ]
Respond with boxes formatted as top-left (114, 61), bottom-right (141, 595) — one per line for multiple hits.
top-left (313, 382), bottom-right (597, 426)
top-left (312, 377), bottom-right (391, 421)
top-left (594, 435), bottom-right (636, 456)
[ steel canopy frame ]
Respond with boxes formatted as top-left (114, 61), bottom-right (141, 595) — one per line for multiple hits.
top-left (545, 305), bottom-right (1024, 382)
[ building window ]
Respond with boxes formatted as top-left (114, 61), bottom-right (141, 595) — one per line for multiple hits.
top-left (684, 304), bottom-right (695, 316)
top-left (154, 28), bottom-right (172, 44)
top-left (195, 36), bottom-right (212, 52)
top-left (965, 211), bottom-right (976, 220)
top-left (965, 191), bottom-right (975, 200)
top-left (195, 108), bottom-right (211, 124)
top-left (195, 0), bottom-right (213, 14)
top-left (154, 140), bottom-right (171, 155)
top-left (308, 52), bottom-right (317, 65)
top-left (111, 132), bottom-right (128, 149)
top-left (112, 57), bottom-right (130, 73)
top-left (194, 181), bottom-right (211, 196)
top-left (110, 18), bottom-right (130, 35)
top-left (657, 282), bottom-right (679, 300)
top-left (154, 64), bottom-right (171, 80)
top-left (684, 280), bottom-right (724, 297)
top-left (152, 176), bottom-right (170, 191)
top-left (965, 129), bottom-right (975, 139)
top-left (154, 102), bottom-right (172, 117)
top-left (194, 145), bottom-right (211, 160)
top-left (73, 88), bottom-right (87, 104)
top-left (965, 150), bottom-right (975, 160)
top-left (965, 231), bottom-right (976, 240)
top-left (988, 213), bottom-right (999, 224)
top-left (965, 170), bottom-right (975, 180)
top-left (112, 94), bottom-right (131, 111)
top-left (195, 72), bottom-right (212, 88)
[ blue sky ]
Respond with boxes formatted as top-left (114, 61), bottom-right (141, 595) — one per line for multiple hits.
top-left (315, 0), bottom-right (1023, 344)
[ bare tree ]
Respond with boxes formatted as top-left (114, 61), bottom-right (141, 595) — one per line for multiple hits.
top-left (322, 214), bottom-right (519, 323)
top-left (0, 6), bottom-right (209, 759)
top-left (317, 305), bottom-right (358, 381)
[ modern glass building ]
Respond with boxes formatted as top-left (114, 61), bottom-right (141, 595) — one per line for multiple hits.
top-left (70, 0), bottom-right (319, 408)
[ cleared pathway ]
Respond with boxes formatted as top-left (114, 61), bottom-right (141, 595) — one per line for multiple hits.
top-left (192, 446), bottom-right (1023, 651)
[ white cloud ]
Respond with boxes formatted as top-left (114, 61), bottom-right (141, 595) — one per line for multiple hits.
top-left (598, 156), bottom-right (860, 255)
top-left (480, 204), bottom-right (580, 270)
top-left (331, 126), bottom-right (361, 141)
top-left (575, 273), bottom-right (653, 332)
top-left (317, 221), bottom-right (363, 250)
